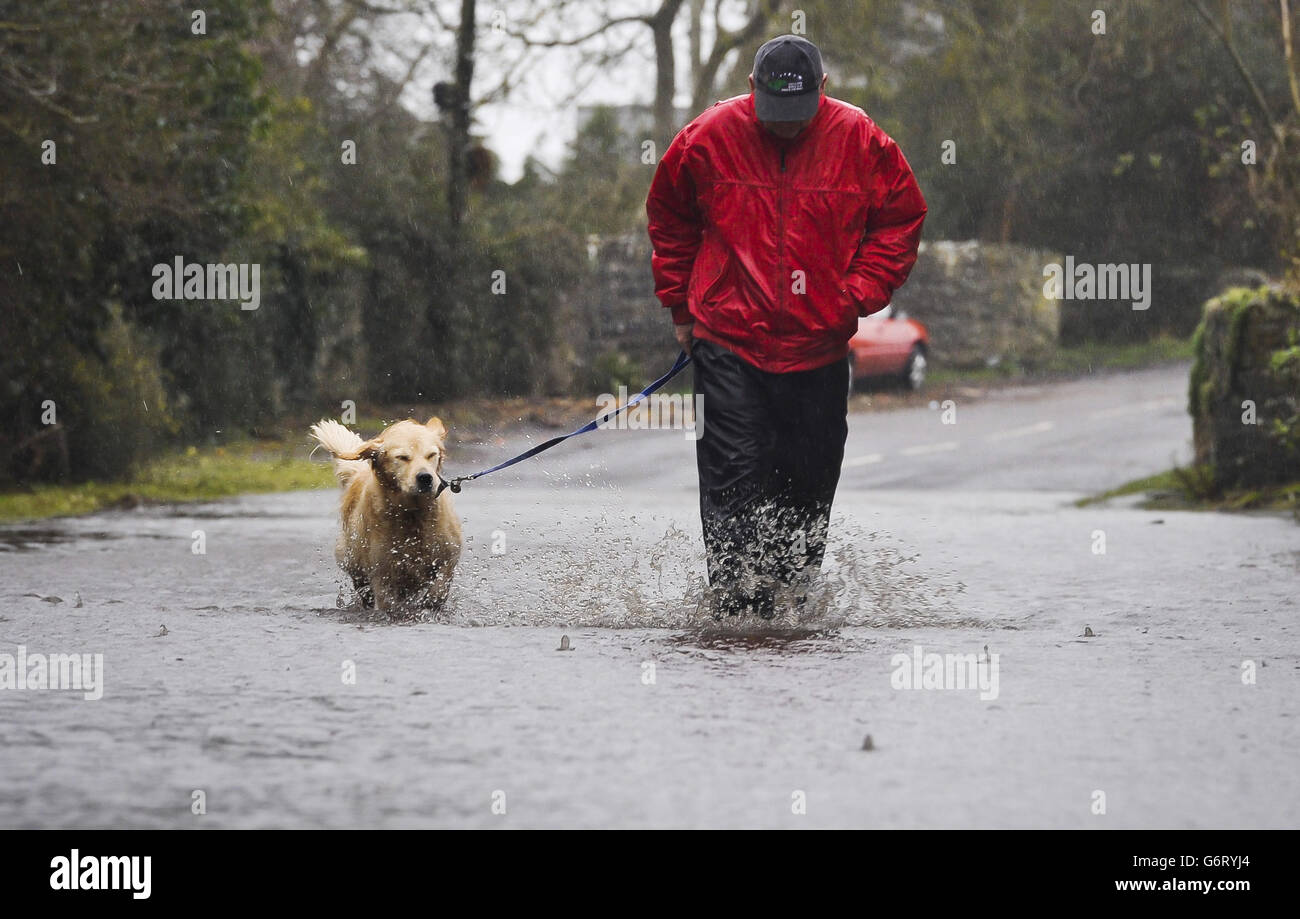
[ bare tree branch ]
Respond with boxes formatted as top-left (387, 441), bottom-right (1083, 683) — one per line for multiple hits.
top-left (690, 0), bottom-right (781, 113)
top-left (503, 14), bottom-right (650, 48)
top-left (375, 42), bottom-right (436, 113)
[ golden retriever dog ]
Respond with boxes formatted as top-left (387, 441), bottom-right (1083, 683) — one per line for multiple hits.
top-left (309, 417), bottom-right (462, 614)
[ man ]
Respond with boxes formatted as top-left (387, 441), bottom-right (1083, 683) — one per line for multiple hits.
top-left (646, 34), bottom-right (926, 618)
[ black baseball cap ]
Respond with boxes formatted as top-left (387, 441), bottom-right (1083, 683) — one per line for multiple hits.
top-left (751, 35), bottom-right (824, 122)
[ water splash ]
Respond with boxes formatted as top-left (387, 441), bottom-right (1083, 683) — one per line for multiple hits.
top-left (341, 510), bottom-right (974, 630)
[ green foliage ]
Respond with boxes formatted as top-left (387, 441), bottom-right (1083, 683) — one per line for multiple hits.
top-left (1268, 328), bottom-right (1300, 454)
top-left (1, 0), bottom-right (270, 481)
top-left (6, 310), bottom-right (179, 487)
top-left (1171, 462), bottom-right (1220, 502)
top-left (553, 107), bottom-right (656, 237)
top-left (66, 310), bottom-right (178, 476)
top-left (797, 0), bottom-right (1288, 340)
top-left (0, 0), bottom-right (590, 487)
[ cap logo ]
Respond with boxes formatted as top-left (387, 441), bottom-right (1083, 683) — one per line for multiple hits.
top-left (765, 72), bottom-right (805, 93)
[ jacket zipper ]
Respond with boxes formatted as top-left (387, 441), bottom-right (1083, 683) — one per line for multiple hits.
top-left (775, 146), bottom-right (788, 338)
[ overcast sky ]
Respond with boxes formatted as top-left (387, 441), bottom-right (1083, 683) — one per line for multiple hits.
top-left (354, 1), bottom-right (749, 182)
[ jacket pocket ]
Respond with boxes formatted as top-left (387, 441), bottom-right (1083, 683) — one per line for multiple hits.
top-left (688, 241), bottom-right (728, 306)
top-left (812, 276), bottom-right (859, 339)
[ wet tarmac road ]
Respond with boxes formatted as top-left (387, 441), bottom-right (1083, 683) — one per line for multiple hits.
top-left (2, 363), bottom-right (1297, 827)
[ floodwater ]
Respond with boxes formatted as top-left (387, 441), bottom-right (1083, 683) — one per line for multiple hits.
top-left (2, 476), bottom-right (1297, 828)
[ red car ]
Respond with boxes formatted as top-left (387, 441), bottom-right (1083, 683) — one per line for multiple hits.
top-left (848, 305), bottom-right (930, 391)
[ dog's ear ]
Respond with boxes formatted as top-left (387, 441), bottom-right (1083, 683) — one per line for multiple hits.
top-left (337, 439), bottom-right (382, 463)
top-left (424, 416), bottom-right (447, 441)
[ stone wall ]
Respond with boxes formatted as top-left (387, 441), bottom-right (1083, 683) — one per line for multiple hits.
top-left (1190, 286), bottom-right (1300, 488)
top-left (573, 233), bottom-right (669, 386)
top-left (890, 240), bottom-right (1061, 368)
top-left (573, 233), bottom-right (1061, 378)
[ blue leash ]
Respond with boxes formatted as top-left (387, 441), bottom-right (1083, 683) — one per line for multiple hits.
top-left (435, 350), bottom-right (693, 497)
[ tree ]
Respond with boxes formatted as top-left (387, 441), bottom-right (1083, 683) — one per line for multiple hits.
top-left (0, 0), bottom-right (271, 479)
top-left (437, 0), bottom-right (478, 227)
top-left (1192, 0), bottom-right (1300, 286)
top-left (489, 0), bottom-right (786, 151)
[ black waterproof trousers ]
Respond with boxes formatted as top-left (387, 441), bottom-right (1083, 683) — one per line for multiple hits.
top-left (691, 338), bottom-right (849, 615)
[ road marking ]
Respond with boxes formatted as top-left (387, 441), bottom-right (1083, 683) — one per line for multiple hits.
top-left (901, 441), bottom-right (959, 456)
top-left (1088, 397), bottom-right (1179, 420)
top-left (843, 453), bottom-right (884, 468)
top-left (984, 421), bottom-right (1054, 442)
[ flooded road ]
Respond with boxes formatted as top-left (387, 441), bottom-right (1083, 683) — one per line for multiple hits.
top-left (2, 364), bottom-right (1298, 827)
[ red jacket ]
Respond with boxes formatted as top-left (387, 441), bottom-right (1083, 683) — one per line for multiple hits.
top-left (647, 93), bottom-right (926, 373)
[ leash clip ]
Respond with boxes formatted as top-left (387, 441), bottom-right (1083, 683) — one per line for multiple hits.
top-left (433, 474), bottom-right (463, 499)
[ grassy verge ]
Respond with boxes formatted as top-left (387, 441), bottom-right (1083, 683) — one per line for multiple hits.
top-left (927, 335), bottom-right (1194, 387)
top-left (1078, 465), bottom-right (1300, 516)
top-left (0, 442), bottom-right (333, 523)
top-left (0, 395), bottom-right (617, 524)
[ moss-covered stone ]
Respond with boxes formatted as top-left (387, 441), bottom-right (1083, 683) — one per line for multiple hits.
top-left (1190, 286), bottom-right (1300, 488)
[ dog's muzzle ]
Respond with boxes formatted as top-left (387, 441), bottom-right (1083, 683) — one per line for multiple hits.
top-left (415, 472), bottom-right (435, 493)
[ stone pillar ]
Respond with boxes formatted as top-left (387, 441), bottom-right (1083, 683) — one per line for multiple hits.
top-left (1190, 286), bottom-right (1300, 488)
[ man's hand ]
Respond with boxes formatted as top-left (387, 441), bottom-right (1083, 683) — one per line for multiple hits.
top-left (674, 321), bottom-right (695, 352)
